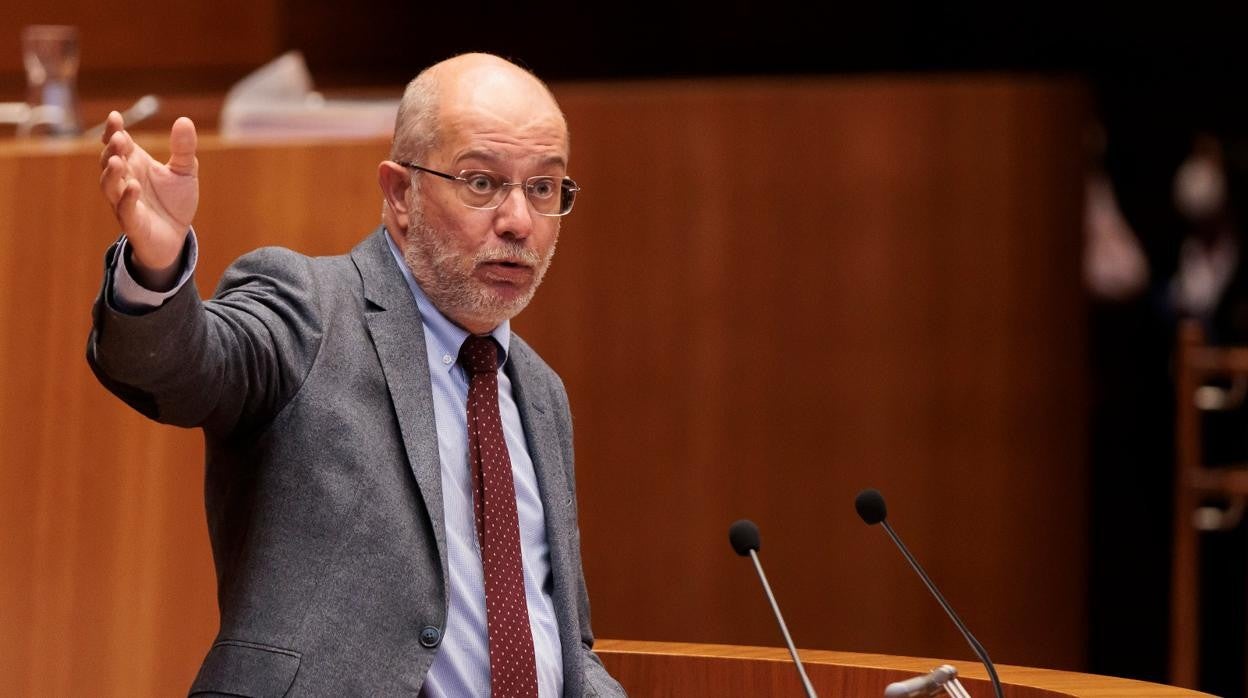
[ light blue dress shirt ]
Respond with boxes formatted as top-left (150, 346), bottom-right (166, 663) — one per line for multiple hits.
top-left (112, 230), bottom-right (563, 697)
top-left (382, 233), bottom-right (562, 698)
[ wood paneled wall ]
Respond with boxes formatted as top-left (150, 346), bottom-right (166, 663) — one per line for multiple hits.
top-left (0, 76), bottom-right (1088, 696)
top-left (1, 2), bottom-right (280, 75)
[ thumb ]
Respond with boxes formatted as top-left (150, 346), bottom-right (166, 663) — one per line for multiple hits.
top-left (166, 117), bottom-right (198, 176)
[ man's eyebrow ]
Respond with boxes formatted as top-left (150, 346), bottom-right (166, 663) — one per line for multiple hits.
top-left (538, 154), bottom-right (568, 169)
top-left (454, 148), bottom-right (504, 164)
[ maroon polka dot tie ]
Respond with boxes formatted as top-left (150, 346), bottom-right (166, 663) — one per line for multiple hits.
top-left (460, 335), bottom-right (539, 698)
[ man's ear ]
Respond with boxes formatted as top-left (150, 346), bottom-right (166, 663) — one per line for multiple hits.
top-left (378, 160), bottom-right (413, 230)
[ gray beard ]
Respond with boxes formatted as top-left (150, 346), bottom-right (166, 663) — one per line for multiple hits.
top-left (402, 212), bottom-right (556, 330)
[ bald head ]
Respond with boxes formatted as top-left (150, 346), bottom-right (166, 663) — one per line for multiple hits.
top-left (389, 53), bottom-right (567, 165)
top-left (376, 53), bottom-right (571, 333)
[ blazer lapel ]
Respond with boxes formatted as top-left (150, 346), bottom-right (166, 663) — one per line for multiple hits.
top-left (507, 345), bottom-right (570, 546)
top-left (506, 343), bottom-right (583, 698)
top-left (352, 228), bottom-right (448, 581)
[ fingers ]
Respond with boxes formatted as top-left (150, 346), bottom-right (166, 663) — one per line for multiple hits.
top-left (166, 117), bottom-right (198, 176)
top-left (101, 110), bottom-right (124, 145)
top-left (99, 128), bottom-right (133, 170)
top-left (99, 122), bottom-right (137, 204)
top-left (99, 114), bottom-right (195, 176)
top-left (100, 154), bottom-right (140, 224)
top-left (100, 155), bottom-right (128, 206)
top-left (99, 154), bottom-right (143, 232)
top-left (116, 179), bottom-right (143, 233)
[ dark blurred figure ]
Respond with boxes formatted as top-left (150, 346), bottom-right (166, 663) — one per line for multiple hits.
top-left (1087, 73), bottom-right (1248, 696)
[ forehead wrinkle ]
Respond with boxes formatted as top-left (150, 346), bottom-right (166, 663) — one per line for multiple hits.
top-left (440, 110), bottom-right (567, 145)
top-left (446, 100), bottom-right (565, 132)
top-left (453, 145), bottom-right (566, 163)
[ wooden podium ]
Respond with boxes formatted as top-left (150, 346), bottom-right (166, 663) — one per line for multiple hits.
top-left (594, 641), bottom-right (1214, 697)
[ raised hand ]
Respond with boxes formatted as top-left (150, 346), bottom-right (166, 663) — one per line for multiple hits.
top-left (98, 111), bottom-right (199, 290)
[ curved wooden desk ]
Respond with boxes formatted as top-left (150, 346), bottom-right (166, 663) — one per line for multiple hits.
top-left (594, 640), bottom-right (1214, 697)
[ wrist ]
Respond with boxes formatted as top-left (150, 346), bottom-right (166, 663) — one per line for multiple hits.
top-left (127, 238), bottom-right (188, 292)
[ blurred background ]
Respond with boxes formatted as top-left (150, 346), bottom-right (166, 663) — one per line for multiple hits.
top-left (2, 1), bottom-right (1247, 696)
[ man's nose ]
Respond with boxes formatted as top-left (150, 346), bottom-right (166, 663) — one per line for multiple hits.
top-left (494, 184), bottom-right (534, 239)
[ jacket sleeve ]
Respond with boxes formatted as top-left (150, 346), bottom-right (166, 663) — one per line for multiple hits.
top-left (87, 241), bottom-right (325, 438)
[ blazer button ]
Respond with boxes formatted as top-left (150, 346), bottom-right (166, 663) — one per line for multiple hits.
top-left (419, 625), bottom-right (441, 648)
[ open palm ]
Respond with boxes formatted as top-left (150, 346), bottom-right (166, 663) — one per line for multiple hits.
top-left (99, 112), bottom-right (199, 288)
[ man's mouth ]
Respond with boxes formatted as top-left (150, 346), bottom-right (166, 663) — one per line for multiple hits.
top-left (478, 260), bottom-right (534, 282)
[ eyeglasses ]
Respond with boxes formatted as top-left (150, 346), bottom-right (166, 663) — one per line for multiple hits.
top-left (397, 161), bottom-right (580, 217)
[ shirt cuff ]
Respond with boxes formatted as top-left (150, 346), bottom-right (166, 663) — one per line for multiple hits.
top-left (110, 229), bottom-right (198, 314)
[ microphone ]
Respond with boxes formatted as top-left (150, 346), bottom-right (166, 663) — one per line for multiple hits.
top-left (728, 519), bottom-right (818, 698)
top-left (854, 489), bottom-right (1004, 698)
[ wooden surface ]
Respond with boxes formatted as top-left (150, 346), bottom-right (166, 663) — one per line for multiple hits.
top-left (547, 77), bottom-right (1089, 671)
top-left (0, 76), bottom-right (1089, 695)
top-left (0, 1), bottom-right (279, 77)
top-left (595, 640), bottom-right (1217, 697)
top-left (0, 133), bottom-right (388, 696)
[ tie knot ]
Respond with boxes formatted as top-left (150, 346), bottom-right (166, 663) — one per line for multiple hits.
top-left (459, 335), bottom-right (500, 376)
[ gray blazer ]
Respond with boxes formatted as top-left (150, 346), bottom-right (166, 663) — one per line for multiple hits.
top-left (87, 228), bottom-right (624, 697)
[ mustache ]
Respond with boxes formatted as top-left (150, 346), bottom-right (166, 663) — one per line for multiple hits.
top-left (476, 241), bottom-right (542, 267)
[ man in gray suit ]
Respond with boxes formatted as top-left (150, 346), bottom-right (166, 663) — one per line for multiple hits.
top-left (91, 53), bottom-right (625, 697)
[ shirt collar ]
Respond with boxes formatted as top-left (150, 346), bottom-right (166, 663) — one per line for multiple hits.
top-left (383, 228), bottom-right (511, 371)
